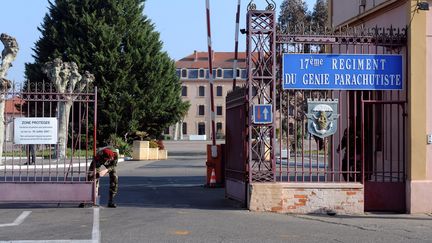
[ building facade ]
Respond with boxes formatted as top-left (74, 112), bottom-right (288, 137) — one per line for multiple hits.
top-left (5, 97), bottom-right (24, 142)
top-left (168, 51), bottom-right (246, 140)
top-left (330, 0), bottom-right (432, 213)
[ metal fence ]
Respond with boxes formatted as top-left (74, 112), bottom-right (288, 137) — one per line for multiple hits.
top-left (0, 81), bottom-right (97, 203)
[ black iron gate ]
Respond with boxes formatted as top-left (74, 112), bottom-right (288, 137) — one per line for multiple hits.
top-left (0, 82), bottom-right (97, 204)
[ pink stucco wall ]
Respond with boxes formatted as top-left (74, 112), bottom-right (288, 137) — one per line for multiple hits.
top-left (361, 2), bottom-right (407, 28)
top-left (332, 0), bottom-right (395, 27)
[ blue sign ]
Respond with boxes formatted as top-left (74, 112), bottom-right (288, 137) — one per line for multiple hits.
top-left (282, 54), bottom-right (403, 90)
top-left (253, 104), bottom-right (272, 124)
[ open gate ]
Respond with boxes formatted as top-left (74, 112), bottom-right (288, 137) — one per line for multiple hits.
top-left (0, 82), bottom-right (97, 204)
top-left (225, 6), bottom-right (408, 212)
top-left (225, 87), bottom-right (248, 205)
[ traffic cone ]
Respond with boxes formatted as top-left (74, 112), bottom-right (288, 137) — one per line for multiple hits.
top-left (209, 168), bottom-right (217, 187)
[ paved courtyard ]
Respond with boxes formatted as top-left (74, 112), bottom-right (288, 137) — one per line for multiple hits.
top-left (0, 141), bottom-right (431, 242)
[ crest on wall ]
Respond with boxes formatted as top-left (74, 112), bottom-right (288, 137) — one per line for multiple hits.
top-left (306, 99), bottom-right (339, 138)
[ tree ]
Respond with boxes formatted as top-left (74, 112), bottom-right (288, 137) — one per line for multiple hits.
top-left (25, 0), bottom-right (189, 144)
top-left (311, 0), bottom-right (328, 33)
top-left (278, 0), bottom-right (308, 33)
top-left (43, 58), bottom-right (94, 159)
top-left (278, 0), bottom-right (328, 34)
top-left (0, 34), bottom-right (18, 164)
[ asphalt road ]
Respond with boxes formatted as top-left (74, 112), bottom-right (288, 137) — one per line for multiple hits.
top-left (1, 141), bottom-right (432, 242)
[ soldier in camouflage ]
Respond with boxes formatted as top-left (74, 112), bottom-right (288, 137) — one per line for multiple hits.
top-left (88, 147), bottom-right (119, 208)
top-left (337, 121), bottom-right (362, 182)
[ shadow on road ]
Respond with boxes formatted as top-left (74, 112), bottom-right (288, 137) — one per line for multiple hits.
top-left (97, 175), bottom-right (244, 210)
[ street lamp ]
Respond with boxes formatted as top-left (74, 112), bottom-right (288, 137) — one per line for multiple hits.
top-left (417, 1), bottom-right (429, 11)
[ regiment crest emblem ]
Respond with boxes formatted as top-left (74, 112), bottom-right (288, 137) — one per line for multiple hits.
top-left (306, 99), bottom-right (339, 138)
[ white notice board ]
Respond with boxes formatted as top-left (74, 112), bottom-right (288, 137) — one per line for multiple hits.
top-left (14, 118), bottom-right (58, 144)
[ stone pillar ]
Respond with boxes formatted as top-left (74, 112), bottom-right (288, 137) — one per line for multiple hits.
top-left (174, 122), bottom-right (179, 140)
top-left (179, 121), bottom-right (184, 140)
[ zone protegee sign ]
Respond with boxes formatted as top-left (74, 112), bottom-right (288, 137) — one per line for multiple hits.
top-left (282, 54), bottom-right (403, 90)
top-left (14, 117), bottom-right (58, 144)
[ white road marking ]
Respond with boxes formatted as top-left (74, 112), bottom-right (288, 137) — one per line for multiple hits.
top-left (0, 208), bottom-right (100, 243)
top-left (92, 207), bottom-right (100, 243)
top-left (0, 211), bottom-right (31, 227)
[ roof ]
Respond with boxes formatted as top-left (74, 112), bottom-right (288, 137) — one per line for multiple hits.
top-left (5, 97), bottom-right (24, 115)
top-left (176, 51), bottom-right (247, 69)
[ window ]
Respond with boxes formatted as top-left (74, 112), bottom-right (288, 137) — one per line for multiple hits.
top-left (188, 69), bottom-right (198, 79)
top-left (176, 69), bottom-right (181, 77)
top-left (223, 69), bottom-right (234, 79)
top-left (198, 86), bottom-right (205, 97)
top-left (164, 127), bottom-right (170, 134)
top-left (199, 69), bottom-right (205, 78)
top-left (198, 105), bottom-right (205, 116)
top-left (216, 106), bottom-right (223, 116)
top-left (216, 86), bottom-right (223, 96)
top-left (216, 122), bottom-right (223, 132)
top-left (216, 68), bottom-right (223, 78)
top-left (181, 69), bottom-right (187, 78)
top-left (241, 69), bottom-right (247, 79)
top-left (182, 122), bottom-right (187, 135)
top-left (198, 122), bottom-right (206, 135)
top-left (181, 86), bottom-right (187, 97)
top-left (236, 68), bottom-right (241, 78)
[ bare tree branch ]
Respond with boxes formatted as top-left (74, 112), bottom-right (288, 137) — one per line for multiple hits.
top-left (0, 33), bottom-right (19, 79)
top-left (43, 58), bottom-right (94, 158)
top-left (0, 33), bottom-right (18, 164)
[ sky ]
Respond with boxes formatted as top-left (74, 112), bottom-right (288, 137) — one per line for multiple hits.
top-left (0, 0), bottom-right (317, 83)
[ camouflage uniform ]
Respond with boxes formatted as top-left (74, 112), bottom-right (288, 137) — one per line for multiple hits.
top-left (339, 126), bottom-right (361, 182)
top-left (88, 148), bottom-right (118, 207)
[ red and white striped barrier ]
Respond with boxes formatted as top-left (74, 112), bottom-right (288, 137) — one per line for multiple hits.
top-left (233, 0), bottom-right (241, 90)
top-left (205, 0), bottom-right (217, 157)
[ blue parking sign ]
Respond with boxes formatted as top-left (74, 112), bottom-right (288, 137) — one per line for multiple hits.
top-left (253, 104), bottom-right (272, 124)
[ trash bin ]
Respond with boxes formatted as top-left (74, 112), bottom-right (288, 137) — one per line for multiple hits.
top-left (206, 144), bottom-right (225, 187)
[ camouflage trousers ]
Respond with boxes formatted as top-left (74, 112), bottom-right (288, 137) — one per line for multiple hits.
top-left (88, 163), bottom-right (118, 198)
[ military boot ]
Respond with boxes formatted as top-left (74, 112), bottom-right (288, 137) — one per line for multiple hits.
top-left (107, 193), bottom-right (117, 208)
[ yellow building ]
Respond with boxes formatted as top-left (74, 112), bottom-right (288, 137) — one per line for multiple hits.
top-left (167, 51), bottom-right (246, 140)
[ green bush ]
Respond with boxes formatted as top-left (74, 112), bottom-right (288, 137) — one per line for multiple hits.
top-left (135, 131), bottom-right (148, 141)
top-left (106, 134), bottom-right (131, 156)
top-left (149, 140), bottom-right (159, 149)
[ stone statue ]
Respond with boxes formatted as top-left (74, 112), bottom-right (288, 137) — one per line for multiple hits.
top-left (0, 33), bottom-right (19, 164)
top-left (43, 58), bottom-right (94, 159)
